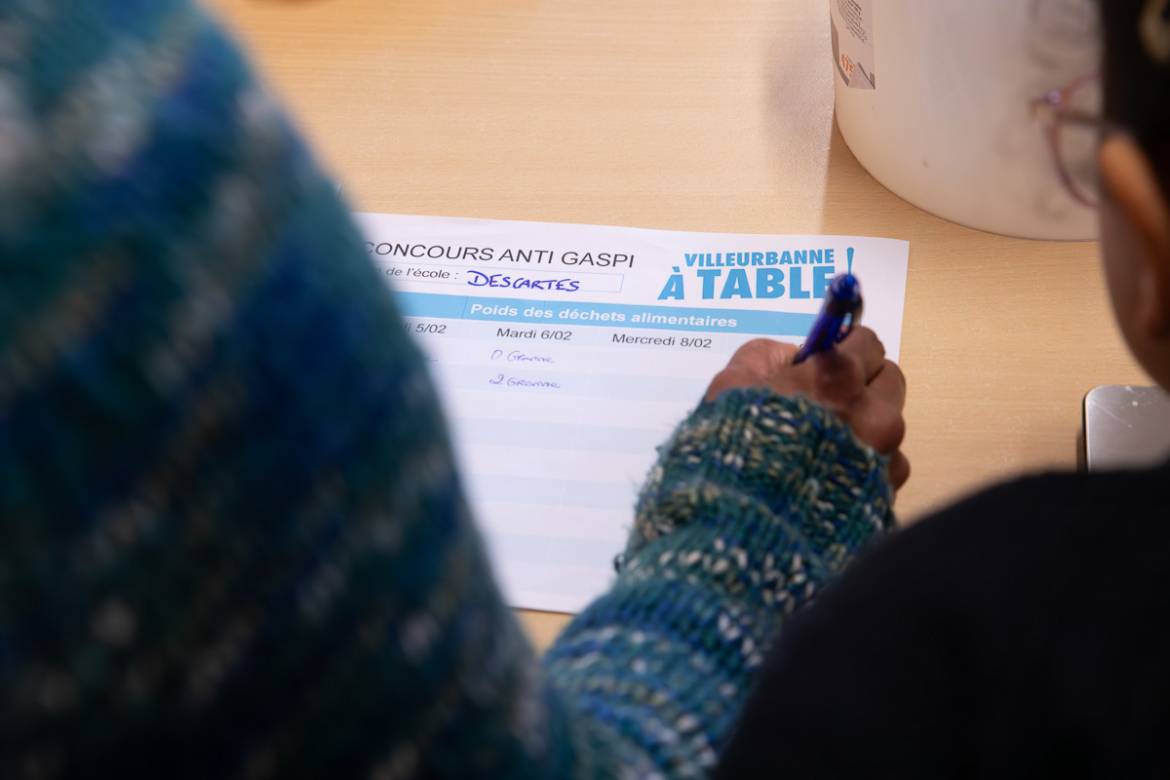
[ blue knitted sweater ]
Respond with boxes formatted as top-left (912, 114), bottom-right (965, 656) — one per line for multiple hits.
top-left (0, 2), bottom-right (893, 777)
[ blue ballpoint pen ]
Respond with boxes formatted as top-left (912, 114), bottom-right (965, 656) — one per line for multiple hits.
top-left (792, 249), bottom-right (863, 365)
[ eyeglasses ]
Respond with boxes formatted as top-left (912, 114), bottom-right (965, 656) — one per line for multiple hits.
top-left (1031, 75), bottom-right (1107, 208)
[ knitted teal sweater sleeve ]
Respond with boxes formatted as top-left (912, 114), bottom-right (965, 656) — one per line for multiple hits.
top-left (544, 389), bottom-right (894, 775)
top-left (0, 2), bottom-right (893, 777)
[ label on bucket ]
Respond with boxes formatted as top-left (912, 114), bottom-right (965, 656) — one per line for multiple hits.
top-left (830, 0), bottom-right (875, 89)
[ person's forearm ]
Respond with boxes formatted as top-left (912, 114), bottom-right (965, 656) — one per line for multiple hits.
top-left (544, 388), bottom-right (895, 774)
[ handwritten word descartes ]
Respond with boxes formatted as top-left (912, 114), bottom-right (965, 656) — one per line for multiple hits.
top-left (658, 248), bottom-right (838, 301)
top-left (467, 270), bottom-right (581, 292)
top-left (366, 242), bottom-right (635, 268)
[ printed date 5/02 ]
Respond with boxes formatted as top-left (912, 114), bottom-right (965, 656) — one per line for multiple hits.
top-left (407, 321), bottom-right (448, 335)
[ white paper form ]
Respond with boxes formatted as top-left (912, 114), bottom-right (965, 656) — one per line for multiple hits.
top-left (356, 213), bottom-right (910, 613)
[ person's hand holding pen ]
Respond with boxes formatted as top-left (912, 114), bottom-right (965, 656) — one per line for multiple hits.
top-left (705, 328), bottom-right (910, 491)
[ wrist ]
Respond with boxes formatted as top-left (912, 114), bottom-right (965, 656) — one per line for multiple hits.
top-left (631, 387), bottom-right (894, 565)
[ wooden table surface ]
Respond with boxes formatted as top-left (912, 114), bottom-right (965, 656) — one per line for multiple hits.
top-left (206, 0), bottom-right (1147, 650)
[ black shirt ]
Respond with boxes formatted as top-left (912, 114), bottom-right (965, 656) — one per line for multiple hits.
top-left (718, 462), bottom-right (1170, 778)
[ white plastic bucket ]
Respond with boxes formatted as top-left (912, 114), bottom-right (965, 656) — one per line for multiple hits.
top-left (830, 0), bottom-right (1100, 240)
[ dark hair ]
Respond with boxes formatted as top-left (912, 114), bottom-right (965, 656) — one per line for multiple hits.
top-left (1102, 0), bottom-right (1170, 188)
